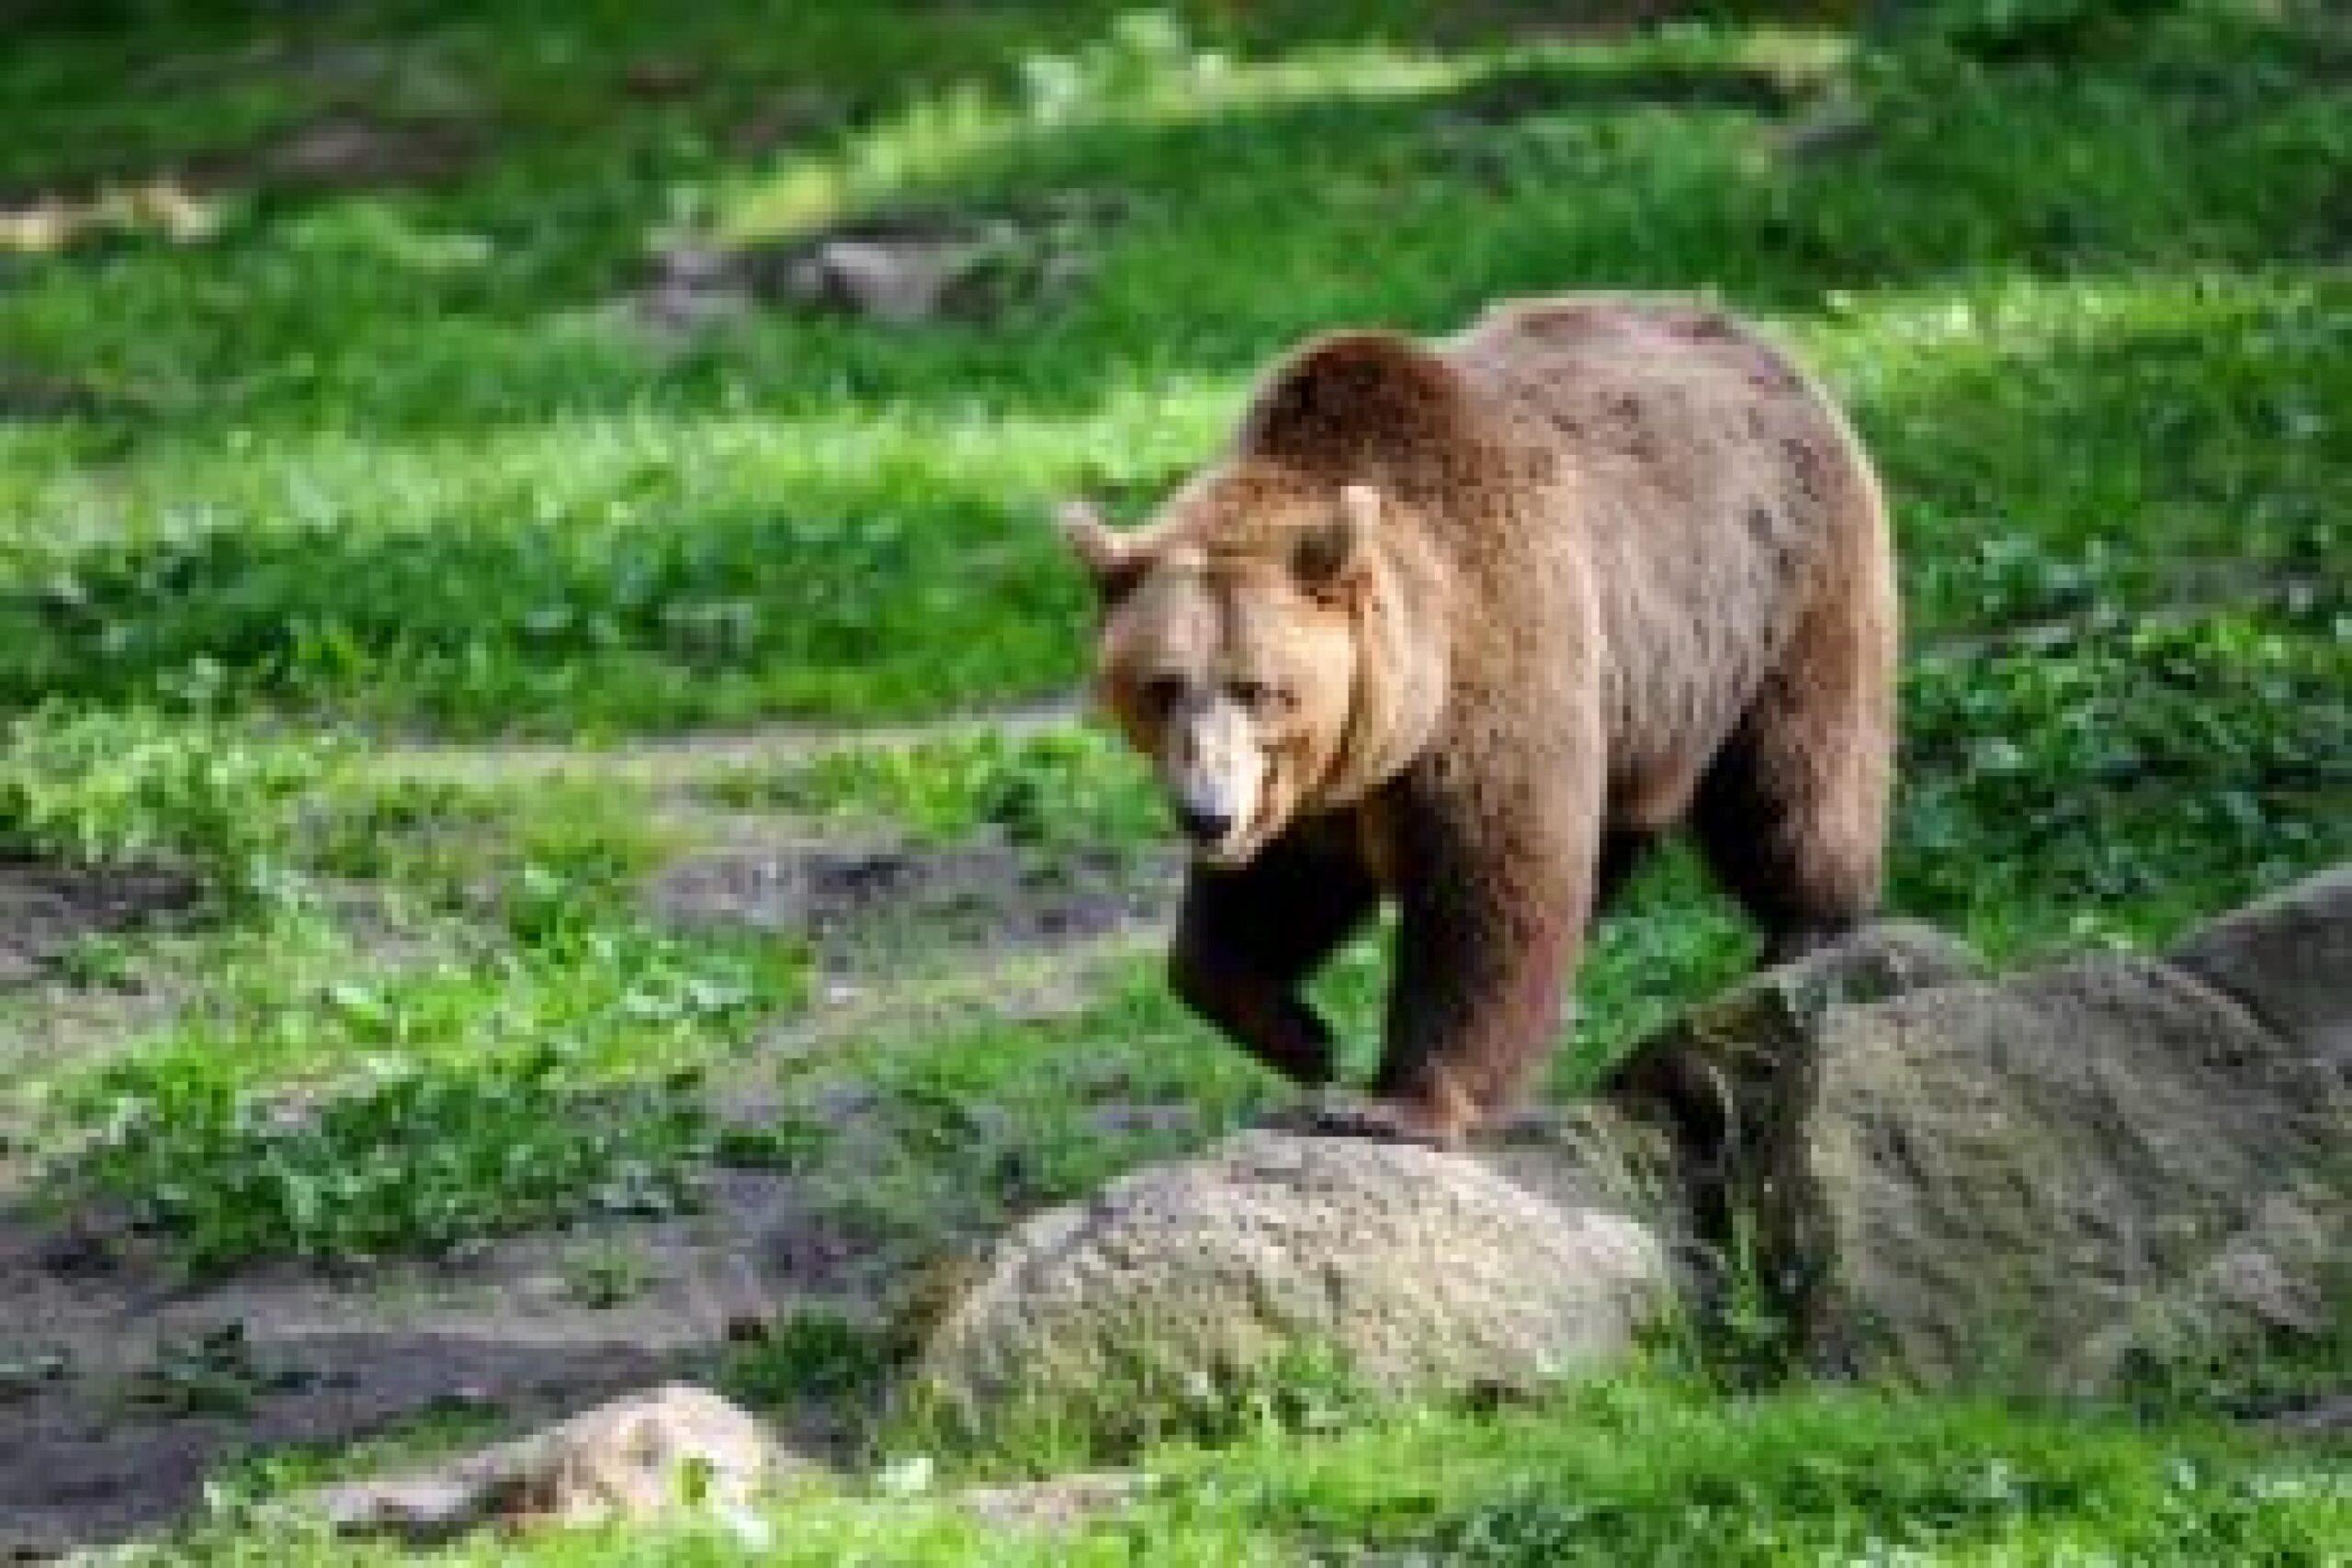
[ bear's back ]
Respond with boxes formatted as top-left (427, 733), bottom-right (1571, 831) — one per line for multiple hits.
top-left (1438, 295), bottom-right (1883, 775)
top-left (1442, 295), bottom-right (1824, 458)
top-left (1439, 295), bottom-right (1871, 566)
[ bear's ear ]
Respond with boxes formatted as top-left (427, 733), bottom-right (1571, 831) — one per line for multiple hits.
top-left (1057, 499), bottom-right (1149, 604)
top-left (1242, 330), bottom-right (1469, 468)
top-left (1292, 483), bottom-right (1378, 602)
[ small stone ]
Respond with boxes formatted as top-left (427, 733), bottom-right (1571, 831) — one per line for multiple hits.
top-left (306, 1384), bottom-right (811, 1541)
top-left (957, 1470), bottom-right (1147, 1535)
top-left (782, 237), bottom-right (980, 326)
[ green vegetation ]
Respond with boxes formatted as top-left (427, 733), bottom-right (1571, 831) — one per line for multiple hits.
top-left (710, 728), bottom-right (1163, 851)
top-left (158, 1380), bottom-right (2350, 1564)
top-left (308, 769), bottom-right (677, 932)
top-left (774, 966), bottom-right (1269, 1257)
top-left (2, 0), bottom-right (2346, 1558)
top-left (1898, 614), bottom-right (2349, 945)
top-left (0, 708), bottom-right (330, 905)
top-left (718, 1305), bottom-right (901, 1411)
top-left (68, 1045), bottom-right (713, 1274)
top-left (40, 924), bottom-right (798, 1270)
top-left (3, 4), bottom-right (2344, 737)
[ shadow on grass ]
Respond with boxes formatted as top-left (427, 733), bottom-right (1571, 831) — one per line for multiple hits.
top-left (2, 5), bottom-right (2344, 735)
top-left (11, 4), bottom-right (2342, 445)
top-left (6, 273), bottom-right (2342, 732)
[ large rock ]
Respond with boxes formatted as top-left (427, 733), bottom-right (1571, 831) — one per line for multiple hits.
top-left (2169, 863), bottom-right (2351, 1080)
top-left (1606, 920), bottom-right (1982, 1247)
top-left (1794, 956), bottom-right (2347, 1389)
top-left (918, 1129), bottom-right (1675, 1432)
top-left (921, 878), bottom-right (2346, 1423)
top-left (1609, 896), bottom-right (2352, 1394)
top-left (306, 1385), bottom-right (808, 1542)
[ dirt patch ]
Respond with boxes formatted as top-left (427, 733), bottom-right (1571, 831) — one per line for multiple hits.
top-left (636, 196), bottom-right (1121, 333)
top-left (0, 981), bottom-right (185, 1154)
top-left (1446, 58), bottom-right (1818, 126)
top-left (258, 115), bottom-right (477, 189)
top-left (725, 89), bottom-right (852, 157)
top-left (0, 861), bottom-right (198, 990)
top-left (959, 1470), bottom-right (1148, 1536)
top-left (618, 57), bottom-right (705, 101)
top-left (369, 696), bottom-right (1082, 792)
top-left (1, 113), bottom-right (478, 254)
top-left (648, 840), bottom-right (1174, 974)
top-left (720, 927), bottom-right (1159, 1115)
top-left (2263, 1393), bottom-right (2352, 1436)
top-left (0, 364), bottom-right (141, 423)
top-left (0, 1168), bottom-right (869, 1554)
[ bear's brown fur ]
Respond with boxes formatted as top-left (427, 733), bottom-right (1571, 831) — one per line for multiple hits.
top-left (1063, 295), bottom-right (1896, 1145)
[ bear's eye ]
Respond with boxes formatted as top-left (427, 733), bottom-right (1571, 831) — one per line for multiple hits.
top-left (1143, 675), bottom-right (1186, 716)
top-left (1228, 679), bottom-right (1282, 715)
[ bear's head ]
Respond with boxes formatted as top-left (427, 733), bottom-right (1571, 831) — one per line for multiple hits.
top-left (1060, 471), bottom-right (1443, 867)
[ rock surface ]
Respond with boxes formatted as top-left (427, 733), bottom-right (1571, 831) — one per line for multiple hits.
top-left (1605, 920), bottom-right (1982, 1245)
top-left (769, 229), bottom-right (998, 325)
top-left (922, 872), bottom-right (2347, 1420)
top-left (918, 1129), bottom-right (1674, 1428)
top-left (306, 1384), bottom-right (806, 1541)
top-left (638, 200), bottom-right (1108, 332)
top-left (1791, 954), bottom-right (2347, 1389)
top-left (2168, 862), bottom-right (2351, 1079)
top-left (1609, 875), bottom-right (2351, 1394)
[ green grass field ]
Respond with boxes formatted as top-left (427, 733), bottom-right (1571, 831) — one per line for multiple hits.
top-left (2, 0), bottom-right (2346, 1559)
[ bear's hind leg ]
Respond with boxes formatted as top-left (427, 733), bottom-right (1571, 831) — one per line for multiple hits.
top-left (1170, 834), bottom-right (1380, 1087)
top-left (1692, 594), bottom-right (1894, 966)
top-left (1596, 828), bottom-right (1657, 916)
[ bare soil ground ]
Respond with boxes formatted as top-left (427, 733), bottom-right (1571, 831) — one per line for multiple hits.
top-left (0, 1167), bottom-right (849, 1553)
top-left (0, 861), bottom-right (198, 990)
top-left (0, 808), bottom-right (1174, 1554)
top-left (650, 837), bottom-right (1172, 972)
top-left (369, 697), bottom-right (1081, 791)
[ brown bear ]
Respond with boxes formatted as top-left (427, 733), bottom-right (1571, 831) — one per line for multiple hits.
top-left (1060, 294), bottom-right (1896, 1145)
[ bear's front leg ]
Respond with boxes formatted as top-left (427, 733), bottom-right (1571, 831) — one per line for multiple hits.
top-left (1359, 761), bottom-right (1599, 1146)
top-left (1169, 833), bottom-right (1380, 1088)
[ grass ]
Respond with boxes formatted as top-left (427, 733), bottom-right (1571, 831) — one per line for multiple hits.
top-left (63, 1044), bottom-right (715, 1274)
top-left (30, 917), bottom-right (801, 1272)
top-left (2, 6), bottom-right (2345, 734)
top-left (708, 727), bottom-right (1164, 852)
top-left (305, 767), bottom-right (678, 931)
top-left (708, 963), bottom-right (1277, 1279)
top-left (1, 0), bottom-right (2348, 1559)
top-left (152, 1379), bottom-right (2351, 1564)
top-left (0, 707), bottom-right (331, 906)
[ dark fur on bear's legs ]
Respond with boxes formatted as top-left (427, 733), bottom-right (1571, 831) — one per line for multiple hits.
top-left (1170, 834), bottom-right (1380, 1088)
top-left (1354, 749), bottom-right (1600, 1144)
top-left (1596, 829), bottom-right (1657, 916)
top-left (1692, 580), bottom-right (1894, 968)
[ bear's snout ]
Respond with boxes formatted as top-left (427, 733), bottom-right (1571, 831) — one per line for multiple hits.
top-left (1162, 701), bottom-right (1265, 862)
top-left (1175, 799), bottom-right (1235, 847)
